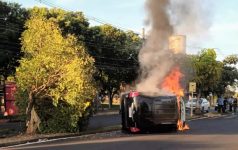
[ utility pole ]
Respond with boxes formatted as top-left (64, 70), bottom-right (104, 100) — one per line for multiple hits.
top-left (189, 82), bottom-right (196, 117)
top-left (142, 28), bottom-right (145, 46)
top-left (142, 28), bottom-right (145, 40)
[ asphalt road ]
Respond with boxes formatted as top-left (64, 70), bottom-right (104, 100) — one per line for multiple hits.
top-left (87, 113), bottom-right (120, 130)
top-left (4, 114), bottom-right (238, 150)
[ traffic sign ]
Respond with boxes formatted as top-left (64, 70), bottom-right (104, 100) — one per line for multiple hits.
top-left (189, 82), bottom-right (196, 93)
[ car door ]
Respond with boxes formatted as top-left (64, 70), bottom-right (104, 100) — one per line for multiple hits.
top-left (202, 99), bottom-right (209, 110)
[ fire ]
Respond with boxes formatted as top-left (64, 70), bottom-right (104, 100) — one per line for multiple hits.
top-left (161, 67), bottom-right (184, 97)
top-left (161, 66), bottom-right (190, 131)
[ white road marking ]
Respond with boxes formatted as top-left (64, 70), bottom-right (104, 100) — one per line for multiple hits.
top-left (224, 115), bottom-right (237, 119)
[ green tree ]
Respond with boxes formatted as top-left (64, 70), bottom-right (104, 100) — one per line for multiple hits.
top-left (26, 7), bottom-right (142, 109)
top-left (191, 49), bottom-right (223, 97)
top-left (215, 54), bottom-right (238, 94)
top-left (16, 15), bottom-right (95, 134)
top-left (178, 54), bottom-right (196, 91)
top-left (29, 7), bottom-right (89, 38)
top-left (223, 54), bottom-right (238, 65)
top-left (87, 25), bottom-right (141, 108)
top-left (0, 1), bottom-right (28, 77)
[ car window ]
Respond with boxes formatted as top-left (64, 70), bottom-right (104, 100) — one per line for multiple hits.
top-left (198, 99), bottom-right (202, 104)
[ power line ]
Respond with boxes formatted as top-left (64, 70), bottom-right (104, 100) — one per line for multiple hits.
top-left (0, 23), bottom-right (142, 53)
top-left (0, 19), bottom-right (141, 63)
top-left (34, 0), bottom-right (141, 35)
top-left (95, 64), bottom-right (137, 70)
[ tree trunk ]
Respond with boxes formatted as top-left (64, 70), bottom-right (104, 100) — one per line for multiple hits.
top-left (198, 88), bottom-right (202, 98)
top-left (26, 92), bottom-right (40, 134)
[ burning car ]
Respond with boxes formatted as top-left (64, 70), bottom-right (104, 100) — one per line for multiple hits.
top-left (120, 91), bottom-right (186, 132)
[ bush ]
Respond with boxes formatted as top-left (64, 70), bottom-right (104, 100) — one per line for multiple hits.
top-left (36, 99), bottom-right (93, 133)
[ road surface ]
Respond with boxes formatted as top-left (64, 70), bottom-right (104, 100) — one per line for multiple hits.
top-left (4, 114), bottom-right (238, 150)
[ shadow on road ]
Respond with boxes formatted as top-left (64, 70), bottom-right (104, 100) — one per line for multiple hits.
top-left (9, 135), bottom-right (222, 150)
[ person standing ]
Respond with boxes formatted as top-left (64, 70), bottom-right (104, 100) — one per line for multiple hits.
top-left (217, 95), bottom-right (224, 113)
top-left (224, 97), bottom-right (228, 112)
top-left (228, 96), bottom-right (234, 112)
top-left (233, 97), bottom-right (237, 114)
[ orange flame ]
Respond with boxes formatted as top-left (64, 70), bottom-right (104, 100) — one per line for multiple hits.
top-left (161, 67), bottom-right (184, 97)
top-left (161, 67), bottom-right (189, 131)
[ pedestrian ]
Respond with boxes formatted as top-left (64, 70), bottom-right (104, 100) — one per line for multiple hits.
top-left (233, 97), bottom-right (237, 114)
top-left (217, 95), bottom-right (224, 113)
top-left (224, 97), bottom-right (228, 112)
top-left (228, 96), bottom-right (234, 112)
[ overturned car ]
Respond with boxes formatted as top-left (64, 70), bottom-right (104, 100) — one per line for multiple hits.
top-left (120, 91), bottom-right (186, 132)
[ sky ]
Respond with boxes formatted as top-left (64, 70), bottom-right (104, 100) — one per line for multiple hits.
top-left (5, 0), bottom-right (238, 61)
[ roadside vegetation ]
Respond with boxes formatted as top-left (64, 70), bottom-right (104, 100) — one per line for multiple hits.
top-left (0, 1), bottom-right (237, 134)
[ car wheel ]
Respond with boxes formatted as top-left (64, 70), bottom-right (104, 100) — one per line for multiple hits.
top-left (171, 124), bottom-right (178, 132)
top-left (201, 107), bottom-right (205, 113)
top-left (206, 107), bottom-right (210, 113)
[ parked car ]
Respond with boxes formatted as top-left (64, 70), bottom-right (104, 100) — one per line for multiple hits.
top-left (185, 98), bottom-right (197, 109)
top-left (185, 98), bottom-right (210, 113)
top-left (215, 102), bottom-right (218, 111)
top-left (198, 98), bottom-right (210, 112)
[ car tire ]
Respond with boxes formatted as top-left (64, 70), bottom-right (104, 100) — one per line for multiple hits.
top-left (121, 98), bottom-right (127, 131)
top-left (171, 124), bottom-right (178, 132)
top-left (201, 107), bottom-right (205, 113)
top-left (206, 107), bottom-right (210, 113)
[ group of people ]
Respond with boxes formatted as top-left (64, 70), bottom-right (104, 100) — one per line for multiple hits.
top-left (217, 96), bottom-right (238, 113)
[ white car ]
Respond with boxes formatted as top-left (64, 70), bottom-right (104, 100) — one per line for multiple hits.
top-left (185, 98), bottom-right (198, 109)
top-left (198, 98), bottom-right (210, 112)
top-left (185, 98), bottom-right (210, 113)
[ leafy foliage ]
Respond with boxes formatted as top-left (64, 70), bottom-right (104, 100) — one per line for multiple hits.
top-left (86, 25), bottom-right (142, 108)
top-left (191, 49), bottom-right (223, 96)
top-left (215, 54), bottom-right (238, 94)
top-left (0, 1), bottom-right (28, 77)
top-left (16, 14), bottom-right (96, 133)
top-left (1, 5), bottom-right (142, 111)
top-left (25, 7), bottom-right (142, 108)
top-left (223, 54), bottom-right (238, 65)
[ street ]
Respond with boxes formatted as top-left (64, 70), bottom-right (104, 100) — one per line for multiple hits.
top-left (4, 114), bottom-right (238, 150)
top-left (0, 0), bottom-right (238, 150)
top-left (87, 112), bottom-right (120, 130)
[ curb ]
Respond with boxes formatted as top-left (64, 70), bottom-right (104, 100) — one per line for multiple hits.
top-left (0, 125), bottom-right (121, 148)
top-left (93, 110), bottom-right (119, 116)
top-left (0, 119), bottom-right (9, 124)
top-left (187, 113), bottom-right (232, 121)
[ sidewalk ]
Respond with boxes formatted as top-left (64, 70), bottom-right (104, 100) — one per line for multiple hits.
top-left (0, 121), bottom-right (25, 138)
top-left (93, 109), bottom-right (119, 116)
top-left (0, 119), bottom-right (9, 124)
top-left (87, 109), bottom-right (120, 130)
top-left (0, 110), bottom-right (120, 147)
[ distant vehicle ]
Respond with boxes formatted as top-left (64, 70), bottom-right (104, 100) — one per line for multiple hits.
top-left (215, 102), bottom-right (218, 111)
top-left (198, 98), bottom-right (210, 112)
top-left (185, 98), bottom-right (210, 113)
top-left (185, 98), bottom-right (197, 109)
top-left (120, 91), bottom-right (183, 133)
top-left (0, 81), bottom-right (18, 116)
